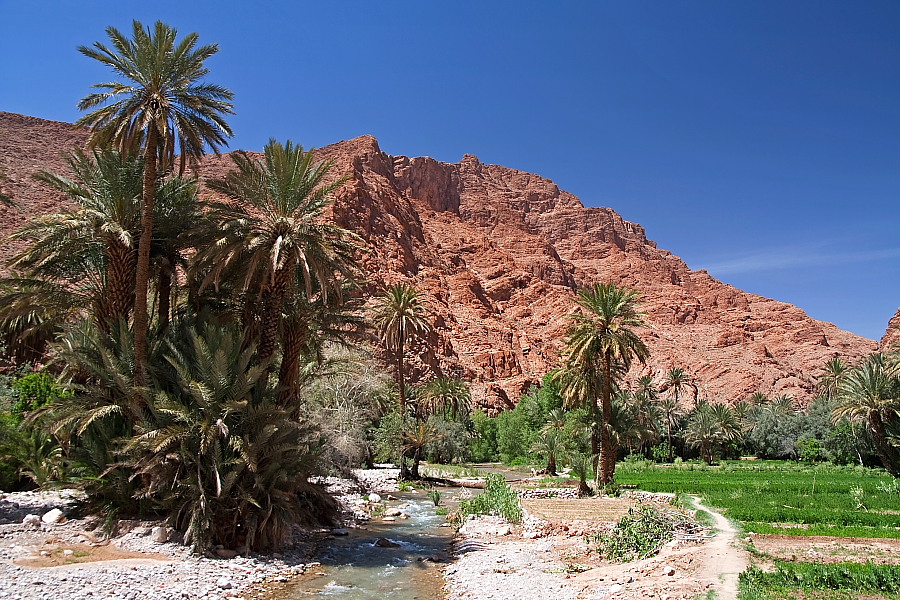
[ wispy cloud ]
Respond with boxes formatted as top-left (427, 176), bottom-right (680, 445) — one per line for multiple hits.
top-left (699, 245), bottom-right (900, 275)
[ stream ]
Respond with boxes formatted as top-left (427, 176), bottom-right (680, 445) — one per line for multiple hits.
top-left (278, 494), bottom-right (455, 599)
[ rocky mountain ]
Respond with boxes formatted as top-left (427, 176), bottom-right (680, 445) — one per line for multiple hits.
top-left (0, 111), bottom-right (880, 409)
top-left (882, 309), bottom-right (900, 351)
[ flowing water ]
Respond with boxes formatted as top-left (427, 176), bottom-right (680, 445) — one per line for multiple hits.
top-left (278, 495), bottom-right (454, 599)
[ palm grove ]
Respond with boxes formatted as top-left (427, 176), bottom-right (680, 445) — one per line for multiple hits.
top-left (2, 20), bottom-right (900, 554)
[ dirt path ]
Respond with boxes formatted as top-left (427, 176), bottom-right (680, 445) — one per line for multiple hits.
top-left (691, 496), bottom-right (747, 600)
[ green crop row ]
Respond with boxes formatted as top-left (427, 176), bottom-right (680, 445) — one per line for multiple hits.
top-left (616, 461), bottom-right (900, 535)
top-left (740, 561), bottom-right (900, 599)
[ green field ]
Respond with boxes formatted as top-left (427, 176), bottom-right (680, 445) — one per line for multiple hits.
top-left (740, 561), bottom-right (900, 600)
top-left (615, 460), bottom-right (900, 537)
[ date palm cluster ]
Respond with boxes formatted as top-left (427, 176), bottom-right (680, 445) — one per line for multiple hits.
top-left (0, 21), bottom-right (364, 551)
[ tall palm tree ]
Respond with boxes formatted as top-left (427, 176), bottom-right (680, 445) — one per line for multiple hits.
top-left (661, 366), bottom-right (696, 407)
top-left (416, 377), bottom-right (471, 421)
top-left (370, 283), bottom-right (432, 416)
top-left (656, 395), bottom-right (683, 460)
top-left (200, 140), bottom-right (358, 369)
top-left (561, 282), bottom-right (649, 484)
top-left (76, 19), bottom-right (234, 384)
top-left (833, 353), bottom-right (900, 476)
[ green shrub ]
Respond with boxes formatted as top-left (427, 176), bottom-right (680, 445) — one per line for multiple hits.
top-left (457, 473), bottom-right (522, 524)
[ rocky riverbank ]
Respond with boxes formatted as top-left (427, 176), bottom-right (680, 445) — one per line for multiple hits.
top-left (0, 469), bottom-right (403, 600)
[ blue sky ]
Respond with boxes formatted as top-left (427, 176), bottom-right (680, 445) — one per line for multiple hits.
top-left (1, 1), bottom-right (898, 340)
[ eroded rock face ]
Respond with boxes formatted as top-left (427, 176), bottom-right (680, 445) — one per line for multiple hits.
top-left (881, 309), bottom-right (900, 351)
top-left (0, 112), bottom-right (880, 408)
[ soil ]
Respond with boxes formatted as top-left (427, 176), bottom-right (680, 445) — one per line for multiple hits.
top-left (446, 495), bottom-right (749, 600)
top-left (750, 534), bottom-right (900, 566)
top-left (15, 538), bottom-right (170, 569)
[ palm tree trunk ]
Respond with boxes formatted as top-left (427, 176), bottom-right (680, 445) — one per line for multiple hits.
top-left (259, 266), bottom-right (291, 363)
top-left (599, 354), bottom-right (615, 484)
top-left (99, 241), bottom-right (136, 332)
top-left (157, 259), bottom-right (173, 335)
top-left (590, 397), bottom-right (600, 477)
top-left (133, 127), bottom-right (158, 387)
top-left (278, 317), bottom-right (305, 407)
top-left (869, 413), bottom-right (900, 477)
top-left (546, 454), bottom-right (557, 476)
top-left (397, 334), bottom-right (406, 416)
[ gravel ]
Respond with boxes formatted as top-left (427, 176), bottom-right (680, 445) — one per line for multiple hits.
top-left (0, 470), bottom-right (403, 600)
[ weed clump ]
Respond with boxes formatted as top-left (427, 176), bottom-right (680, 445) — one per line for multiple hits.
top-left (591, 505), bottom-right (702, 562)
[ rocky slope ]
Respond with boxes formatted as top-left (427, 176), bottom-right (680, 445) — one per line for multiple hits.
top-left (882, 309), bottom-right (900, 351)
top-left (0, 111), bottom-right (880, 408)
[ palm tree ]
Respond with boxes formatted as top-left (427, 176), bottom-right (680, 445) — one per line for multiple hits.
top-left (200, 140), bottom-right (358, 369)
top-left (131, 322), bottom-right (329, 551)
top-left (370, 283), bottom-right (432, 416)
top-left (655, 395), bottom-right (683, 460)
top-left (684, 402), bottom-right (741, 464)
top-left (818, 357), bottom-right (849, 402)
top-left (416, 377), bottom-right (471, 421)
top-left (9, 149), bottom-right (143, 332)
top-left (661, 366), bottom-right (696, 407)
top-left (833, 353), bottom-right (900, 476)
top-left (277, 282), bottom-right (366, 407)
top-left (532, 427), bottom-right (566, 475)
top-left (561, 282), bottom-right (649, 484)
top-left (400, 421), bottom-right (440, 479)
top-left (76, 20), bottom-right (234, 384)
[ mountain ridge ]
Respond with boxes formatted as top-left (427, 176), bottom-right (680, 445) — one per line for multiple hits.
top-left (0, 111), bottom-right (880, 409)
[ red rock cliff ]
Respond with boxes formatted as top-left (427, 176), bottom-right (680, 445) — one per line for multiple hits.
top-left (0, 112), bottom-right (880, 408)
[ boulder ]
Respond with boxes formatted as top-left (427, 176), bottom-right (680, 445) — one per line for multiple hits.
top-left (22, 514), bottom-right (41, 528)
top-left (151, 526), bottom-right (169, 543)
top-left (374, 538), bottom-right (400, 548)
top-left (41, 508), bottom-right (65, 524)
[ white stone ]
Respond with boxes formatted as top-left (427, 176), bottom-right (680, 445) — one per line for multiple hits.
top-left (22, 514), bottom-right (40, 527)
top-left (151, 526), bottom-right (169, 543)
top-left (368, 493), bottom-right (382, 503)
top-left (62, 549), bottom-right (74, 557)
top-left (41, 508), bottom-right (65, 524)
top-left (661, 565), bottom-right (675, 576)
top-left (216, 577), bottom-right (233, 589)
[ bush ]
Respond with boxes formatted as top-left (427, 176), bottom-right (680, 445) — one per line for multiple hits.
top-left (469, 409), bottom-right (499, 462)
top-left (456, 473), bottom-right (522, 524)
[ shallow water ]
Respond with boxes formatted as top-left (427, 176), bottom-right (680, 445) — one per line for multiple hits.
top-left (279, 495), bottom-right (453, 599)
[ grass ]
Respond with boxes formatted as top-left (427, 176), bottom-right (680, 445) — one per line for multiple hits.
top-left (739, 561), bottom-right (900, 599)
top-left (615, 461), bottom-right (900, 537)
top-left (421, 463), bottom-right (480, 479)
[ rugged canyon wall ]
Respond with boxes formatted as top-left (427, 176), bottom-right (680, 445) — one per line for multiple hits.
top-left (0, 111), bottom-right (881, 409)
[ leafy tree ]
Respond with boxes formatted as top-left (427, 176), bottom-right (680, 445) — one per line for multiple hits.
top-left (559, 283), bottom-right (649, 484)
top-left (469, 409), bottom-right (499, 462)
top-left (76, 19), bottom-right (234, 384)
